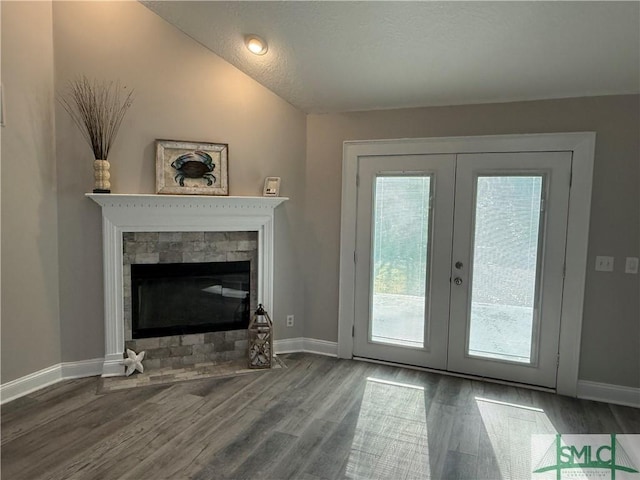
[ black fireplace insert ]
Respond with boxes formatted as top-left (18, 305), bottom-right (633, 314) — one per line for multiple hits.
top-left (131, 261), bottom-right (251, 338)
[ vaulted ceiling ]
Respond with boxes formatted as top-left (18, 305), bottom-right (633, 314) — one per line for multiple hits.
top-left (142, 1), bottom-right (640, 113)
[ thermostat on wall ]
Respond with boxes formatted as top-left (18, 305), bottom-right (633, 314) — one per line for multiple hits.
top-left (263, 177), bottom-right (281, 197)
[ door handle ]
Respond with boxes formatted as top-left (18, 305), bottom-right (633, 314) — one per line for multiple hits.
top-left (454, 277), bottom-right (463, 286)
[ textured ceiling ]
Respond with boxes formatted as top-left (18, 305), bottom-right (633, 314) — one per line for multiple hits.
top-left (142, 1), bottom-right (640, 114)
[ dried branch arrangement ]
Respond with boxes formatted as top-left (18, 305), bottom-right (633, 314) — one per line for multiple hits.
top-left (58, 76), bottom-right (134, 160)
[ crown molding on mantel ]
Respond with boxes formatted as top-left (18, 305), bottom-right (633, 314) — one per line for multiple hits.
top-left (86, 193), bottom-right (289, 210)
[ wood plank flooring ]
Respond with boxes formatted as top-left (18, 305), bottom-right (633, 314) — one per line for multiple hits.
top-left (2, 353), bottom-right (639, 479)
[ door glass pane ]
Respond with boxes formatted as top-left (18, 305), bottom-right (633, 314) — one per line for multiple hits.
top-left (468, 176), bottom-right (543, 363)
top-left (371, 176), bottom-right (430, 348)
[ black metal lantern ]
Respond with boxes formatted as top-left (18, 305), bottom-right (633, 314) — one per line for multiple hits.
top-left (248, 304), bottom-right (273, 369)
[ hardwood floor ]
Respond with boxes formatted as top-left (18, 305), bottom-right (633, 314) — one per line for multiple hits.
top-left (2, 353), bottom-right (639, 479)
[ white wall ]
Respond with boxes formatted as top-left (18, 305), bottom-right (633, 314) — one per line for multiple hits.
top-left (1, 1), bottom-right (62, 383)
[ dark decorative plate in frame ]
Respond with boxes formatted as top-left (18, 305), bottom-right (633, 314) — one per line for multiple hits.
top-left (156, 139), bottom-right (229, 195)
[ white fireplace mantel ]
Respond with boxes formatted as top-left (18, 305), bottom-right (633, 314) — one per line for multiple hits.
top-left (87, 193), bottom-right (288, 376)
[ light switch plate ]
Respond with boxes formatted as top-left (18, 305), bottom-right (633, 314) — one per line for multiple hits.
top-left (625, 257), bottom-right (639, 274)
top-left (595, 256), bottom-right (614, 272)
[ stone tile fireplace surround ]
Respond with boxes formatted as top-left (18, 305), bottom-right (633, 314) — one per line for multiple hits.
top-left (122, 230), bottom-right (258, 370)
top-left (88, 194), bottom-right (287, 376)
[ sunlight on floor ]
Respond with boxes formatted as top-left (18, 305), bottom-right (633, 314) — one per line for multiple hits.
top-left (475, 396), bottom-right (557, 479)
top-left (345, 377), bottom-right (429, 480)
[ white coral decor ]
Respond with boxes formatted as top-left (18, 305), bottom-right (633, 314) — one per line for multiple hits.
top-left (122, 349), bottom-right (145, 376)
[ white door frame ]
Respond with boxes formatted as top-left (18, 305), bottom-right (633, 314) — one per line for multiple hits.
top-left (338, 132), bottom-right (596, 397)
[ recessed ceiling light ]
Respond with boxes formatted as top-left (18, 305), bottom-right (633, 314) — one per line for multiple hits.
top-left (245, 34), bottom-right (268, 56)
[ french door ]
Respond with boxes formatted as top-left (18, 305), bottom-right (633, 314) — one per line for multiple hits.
top-left (352, 151), bottom-right (571, 388)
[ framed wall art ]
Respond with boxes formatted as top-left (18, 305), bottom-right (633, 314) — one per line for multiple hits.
top-left (156, 139), bottom-right (229, 195)
top-left (263, 177), bottom-right (281, 196)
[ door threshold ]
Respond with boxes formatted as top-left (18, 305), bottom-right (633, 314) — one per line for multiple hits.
top-left (353, 356), bottom-right (556, 394)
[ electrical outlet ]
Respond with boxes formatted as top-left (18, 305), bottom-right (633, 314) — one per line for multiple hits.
top-left (625, 257), bottom-right (639, 274)
top-left (595, 256), bottom-right (614, 272)
top-left (286, 315), bottom-right (294, 327)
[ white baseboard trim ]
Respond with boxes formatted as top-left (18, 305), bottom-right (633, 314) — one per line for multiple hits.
top-left (1, 364), bottom-right (62, 405)
top-left (1, 358), bottom-right (103, 405)
top-left (274, 337), bottom-right (338, 357)
top-left (60, 358), bottom-right (103, 380)
top-left (274, 337), bottom-right (305, 354)
top-left (302, 338), bottom-right (338, 357)
top-left (577, 380), bottom-right (640, 408)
